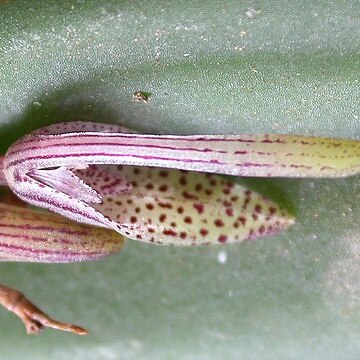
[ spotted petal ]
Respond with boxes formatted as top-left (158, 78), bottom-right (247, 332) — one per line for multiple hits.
top-left (72, 165), bottom-right (294, 245)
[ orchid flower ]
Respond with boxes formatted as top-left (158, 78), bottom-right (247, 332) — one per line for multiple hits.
top-left (0, 121), bottom-right (359, 335)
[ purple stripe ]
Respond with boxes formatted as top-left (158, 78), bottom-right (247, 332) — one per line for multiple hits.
top-left (234, 151), bottom-right (248, 155)
top-left (0, 231), bottom-right (85, 245)
top-left (7, 141), bottom-right (232, 158)
top-left (0, 232), bottom-right (48, 242)
top-left (261, 138), bottom-right (287, 144)
top-left (17, 132), bottom-right (260, 145)
top-left (16, 191), bottom-right (105, 226)
top-left (237, 162), bottom-right (274, 168)
top-left (0, 223), bottom-right (88, 236)
top-left (7, 152), bottom-right (227, 169)
top-left (0, 242), bottom-right (104, 257)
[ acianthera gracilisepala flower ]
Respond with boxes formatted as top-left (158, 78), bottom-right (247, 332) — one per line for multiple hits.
top-left (0, 121), bottom-right (359, 334)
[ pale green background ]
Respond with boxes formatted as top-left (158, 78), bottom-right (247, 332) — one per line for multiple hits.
top-left (0, 1), bottom-right (359, 359)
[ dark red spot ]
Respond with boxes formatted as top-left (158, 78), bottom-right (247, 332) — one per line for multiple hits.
top-left (290, 164), bottom-right (311, 170)
top-left (135, 207), bottom-right (141, 213)
top-left (127, 199), bottom-right (133, 204)
top-left (148, 228), bottom-right (155, 233)
top-left (195, 183), bottom-right (203, 192)
top-left (159, 184), bottom-right (169, 192)
top-left (131, 181), bottom-right (138, 187)
top-left (255, 204), bottom-right (262, 213)
top-left (238, 216), bottom-right (246, 225)
top-left (115, 201), bottom-right (122, 206)
top-left (193, 203), bottom-right (204, 214)
top-left (146, 203), bottom-right (154, 210)
top-left (320, 166), bottom-right (333, 171)
top-left (269, 207), bottom-right (277, 215)
top-left (218, 235), bottom-right (228, 243)
top-left (170, 222), bottom-right (177, 227)
top-left (223, 200), bottom-right (231, 207)
top-left (163, 229), bottom-right (177, 236)
top-left (136, 234), bottom-right (142, 239)
top-left (252, 214), bottom-right (258, 221)
top-left (209, 179), bottom-right (217, 186)
top-left (214, 219), bottom-right (224, 227)
top-left (244, 190), bottom-right (252, 196)
top-left (179, 176), bottom-right (187, 186)
top-left (158, 202), bottom-right (173, 209)
top-left (130, 216), bottom-right (137, 224)
top-left (180, 232), bottom-right (187, 239)
top-left (200, 228), bottom-right (209, 237)
top-left (223, 188), bottom-right (231, 195)
top-left (133, 168), bottom-right (141, 174)
top-left (233, 222), bottom-right (239, 228)
top-left (146, 183), bottom-right (154, 190)
top-left (159, 214), bottom-right (166, 222)
top-left (104, 176), bottom-right (110, 182)
top-left (205, 189), bottom-right (212, 196)
top-left (182, 191), bottom-right (198, 200)
top-left (231, 196), bottom-right (239, 202)
top-left (184, 216), bottom-right (192, 224)
top-left (158, 170), bottom-right (169, 178)
top-left (242, 197), bottom-right (251, 209)
top-left (226, 181), bottom-right (235, 188)
top-left (226, 208), bottom-right (234, 217)
top-left (262, 138), bottom-right (286, 144)
top-left (177, 206), bottom-right (184, 214)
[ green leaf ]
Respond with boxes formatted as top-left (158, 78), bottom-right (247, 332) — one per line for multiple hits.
top-left (0, 0), bottom-right (359, 359)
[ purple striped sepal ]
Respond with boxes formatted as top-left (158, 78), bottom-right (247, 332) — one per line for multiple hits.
top-left (0, 202), bottom-right (124, 262)
top-left (2, 121), bottom-right (359, 256)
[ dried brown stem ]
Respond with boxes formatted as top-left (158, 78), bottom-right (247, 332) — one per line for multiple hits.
top-left (0, 285), bottom-right (87, 335)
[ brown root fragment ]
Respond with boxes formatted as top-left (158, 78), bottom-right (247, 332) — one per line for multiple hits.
top-left (0, 285), bottom-right (87, 335)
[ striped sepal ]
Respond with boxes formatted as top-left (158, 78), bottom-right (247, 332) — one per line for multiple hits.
top-left (0, 203), bottom-right (124, 263)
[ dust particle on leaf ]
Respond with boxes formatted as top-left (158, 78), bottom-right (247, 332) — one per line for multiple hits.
top-left (132, 91), bottom-right (152, 103)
